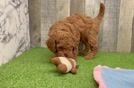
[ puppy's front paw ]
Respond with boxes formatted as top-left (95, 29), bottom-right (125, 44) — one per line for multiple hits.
top-left (84, 53), bottom-right (95, 60)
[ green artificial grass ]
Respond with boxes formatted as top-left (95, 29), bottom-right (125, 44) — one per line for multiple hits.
top-left (0, 48), bottom-right (134, 88)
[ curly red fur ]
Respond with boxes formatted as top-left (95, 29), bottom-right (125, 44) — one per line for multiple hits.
top-left (47, 3), bottom-right (105, 60)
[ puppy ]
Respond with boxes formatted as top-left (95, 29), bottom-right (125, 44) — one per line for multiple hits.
top-left (46, 3), bottom-right (105, 60)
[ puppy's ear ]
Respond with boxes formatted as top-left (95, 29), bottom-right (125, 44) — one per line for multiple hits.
top-left (46, 37), bottom-right (57, 53)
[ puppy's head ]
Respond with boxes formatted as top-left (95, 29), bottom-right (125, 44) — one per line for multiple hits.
top-left (47, 31), bottom-right (78, 59)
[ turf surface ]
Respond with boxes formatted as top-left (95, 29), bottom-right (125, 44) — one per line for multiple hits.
top-left (0, 47), bottom-right (134, 88)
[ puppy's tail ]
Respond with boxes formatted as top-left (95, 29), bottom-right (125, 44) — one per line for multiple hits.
top-left (94, 3), bottom-right (105, 22)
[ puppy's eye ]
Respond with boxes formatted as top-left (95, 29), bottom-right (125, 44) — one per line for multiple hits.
top-left (73, 47), bottom-right (75, 51)
top-left (58, 47), bottom-right (63, 50)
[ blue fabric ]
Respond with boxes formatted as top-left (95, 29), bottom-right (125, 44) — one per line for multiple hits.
top-left (101, 67), bottom-right (134, 88)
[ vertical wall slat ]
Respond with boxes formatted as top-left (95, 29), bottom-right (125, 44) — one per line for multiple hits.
top-left (56, 0), bottom-right (70, 20)
top-left (41, 0), bottom-right (56, 47)
top-left (117, 0), bottom-right (134, 52)
top-left (70, 0), bottom-right (85, 15)
top-left (131, 16), bottom-right (134, 52)
top-left (100, 0), bottom-right (120, 52)
top-left (85, 0), bottom-right (100, 17)
top-left (41, 0), bottom-right (70, 47)
top-left (29, 0), bottom-right (41, 47)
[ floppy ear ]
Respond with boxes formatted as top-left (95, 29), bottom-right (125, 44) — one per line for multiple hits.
top-left (46, 37), bottom-right (57, 53)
